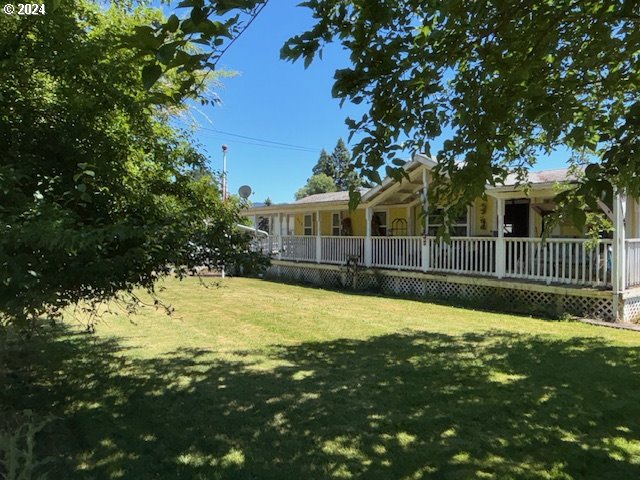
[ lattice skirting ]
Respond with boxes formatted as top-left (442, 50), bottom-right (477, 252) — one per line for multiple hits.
top-left (265, 263), bottom-right (616, 322)
top-left (623, 295), bottom-right (640, 323)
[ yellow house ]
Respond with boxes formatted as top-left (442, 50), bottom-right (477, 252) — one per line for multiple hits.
top-left (243, 154), bottom-right (640, 323)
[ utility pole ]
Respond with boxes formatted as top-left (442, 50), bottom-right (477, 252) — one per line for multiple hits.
top-left (221, 144), bottom-right (228, 200)
top-left (221, 144), bottom-right (228, 279)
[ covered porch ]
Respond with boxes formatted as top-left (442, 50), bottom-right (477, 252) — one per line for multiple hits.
top-left (246, 157), bottom-right (640, 320)
top-left (255, 234), bottom-right (625, 289)
top-left (251, 199), bottom-right (640, 295)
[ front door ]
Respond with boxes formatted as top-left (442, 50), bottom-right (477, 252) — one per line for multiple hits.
top-left (504, 201), bottom-right (530, 237)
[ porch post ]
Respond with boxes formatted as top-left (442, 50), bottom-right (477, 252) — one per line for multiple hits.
top-left (364, 207), bottom-right (372, 267)
top-left (613, 190), bottom-right (627, 320)
top-left (277, 212), bottom-right (283, 260)
top-left (421, 168), bottom-right (430, 272)
top-left (496, 197), bottom-right (506, 279)
top-left (316, 210), bottom-right (322, 263)
top-left (422, 168), bottom-right (430, 235)
top-left (633, 198), bottom-right (640, 238)
top-left (407, 205), bottom-right (413, 236)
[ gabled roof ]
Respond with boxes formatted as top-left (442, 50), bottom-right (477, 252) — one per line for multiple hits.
top-left (502, 167), bottom-right (579, 186)
top-left (360, 153), bottom-right (435, 203)
top-left (293, 189), bottom-right (370, 205)
top-left (247, 154), bottom-right (431, 214)
top-left (245, 154), bottom-right (576, 214)
top-left (488, 167), bottom-right (581, 199)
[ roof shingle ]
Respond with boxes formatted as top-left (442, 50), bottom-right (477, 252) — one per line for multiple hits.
top-left (293, 188), bottom-right (371, 205)
top-left (502, 168), bottom-right (580, 186)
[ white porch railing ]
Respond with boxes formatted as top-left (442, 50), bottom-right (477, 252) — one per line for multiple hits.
top-left (251, 234), bottom-right (623, 289)
top-left (280, 235), bottom-right (316, 262)
top-left (626, 239), bottom-right (640, 288)
top-left (504, 238), bottom-right (612, 287)
top-left (372, 236), bottom-right (422, 270)
top-left (321, 236), bottom-right (366, 265)
top-left (427, 237), bottom-right (496, 276)
top-left (251, 236), bottom-right (277, 255)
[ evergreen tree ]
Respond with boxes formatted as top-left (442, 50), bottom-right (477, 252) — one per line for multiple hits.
top-left (312, 149), bottom-right (335, 179)
top-left (332, 138), bottom-right (372, 190)
top-left (332, 138), bottom-right (352, 190)
top-left (302, 139), bottom-right (370, 195)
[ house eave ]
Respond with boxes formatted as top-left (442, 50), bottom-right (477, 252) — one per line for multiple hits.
top-left (486, 182), bottom-right (567, 199)
top-left (361, 153), bottom-right (434, 204)
top-left (242, 200), bottom-right (354, 216)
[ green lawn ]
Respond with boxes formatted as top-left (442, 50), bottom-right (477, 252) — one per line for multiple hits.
top-left (3, 277), bottom-right (640, 479)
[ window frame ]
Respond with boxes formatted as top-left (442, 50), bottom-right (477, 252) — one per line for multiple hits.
top-left (331, 212), bottom-right (342, 236)
top-left (372, 209), bottom-right (389, 237)
top-left (427, 207), bottom-right (469, 237)
top-left (303, 213), bottom-right (314, 236)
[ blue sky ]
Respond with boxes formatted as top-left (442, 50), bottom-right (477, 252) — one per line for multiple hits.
top-left (181, 2), bottom-right (364, 204)
top-left (183, 2), bottom-right (566, 204)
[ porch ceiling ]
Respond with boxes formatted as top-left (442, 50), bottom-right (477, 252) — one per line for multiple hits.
top-left (374, 179), bottom-right (424, 206)
top-left (364, 163), bottom-right (427, 208)
top-left (487, 186), bottom-right (557, 199)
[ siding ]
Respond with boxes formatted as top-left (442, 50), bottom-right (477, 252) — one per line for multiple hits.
top-left (350, 209), bottom-right (366, 236)
top-left (293, 213), bottom-right (308, 235)
top-left (473, 197), bottom-right (494, 236)
top-left (282, 192), bottom-right (599, 239)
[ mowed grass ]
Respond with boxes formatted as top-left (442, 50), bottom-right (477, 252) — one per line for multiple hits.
top-left (3, 277), bottom-right (640, 479)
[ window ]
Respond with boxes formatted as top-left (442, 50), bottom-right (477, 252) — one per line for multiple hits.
top-left (304, 214), bottom-right (313, 236)
top-left (372, 211), bottom-right (387, 236)
top-left (332, 212), bottom-right (342, 236)
top-left (427, 208), bottom-right (468, 236)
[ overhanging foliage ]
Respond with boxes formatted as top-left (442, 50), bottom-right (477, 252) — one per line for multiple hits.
top-left (0, 0), bottom-right (268, 328)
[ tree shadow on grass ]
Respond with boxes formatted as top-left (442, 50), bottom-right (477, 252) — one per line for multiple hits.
top-left (3, 325), bottom-right (640, 479)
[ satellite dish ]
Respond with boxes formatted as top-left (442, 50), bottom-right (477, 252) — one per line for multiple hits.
top-left (238, 185), bottom-right (252, 199)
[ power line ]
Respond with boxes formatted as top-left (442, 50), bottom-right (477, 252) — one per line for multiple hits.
top-left (180, 121), bottom-right (321, 153)
top-left (194, 133), bottom-right (321, 153)
top-left (198, 126), bottom-right (320, 151)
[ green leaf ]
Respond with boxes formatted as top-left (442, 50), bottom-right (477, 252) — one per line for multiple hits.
top-left (571, 207), bottom-right (587, 231)
top-left (367, 170), bottom-right (382, 185)
top-left (215, 0), bottom-right (258, 15)
top-left (142, 64), bottom-right (163, 90)
top-left (348, 190), bottom-right (361, 212)
top-left (303, 55), bottom-right (313, 69)
top-left (165, 14), bottom-right (180, 33)
top-left (157, 43), bottom-right (177, 65)
top-left (132, 26), bottom-right (163, 51)
top-left (190, 6), bottom-right (206, 26)
top-left (198, 19), bottom-right (229, 38)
